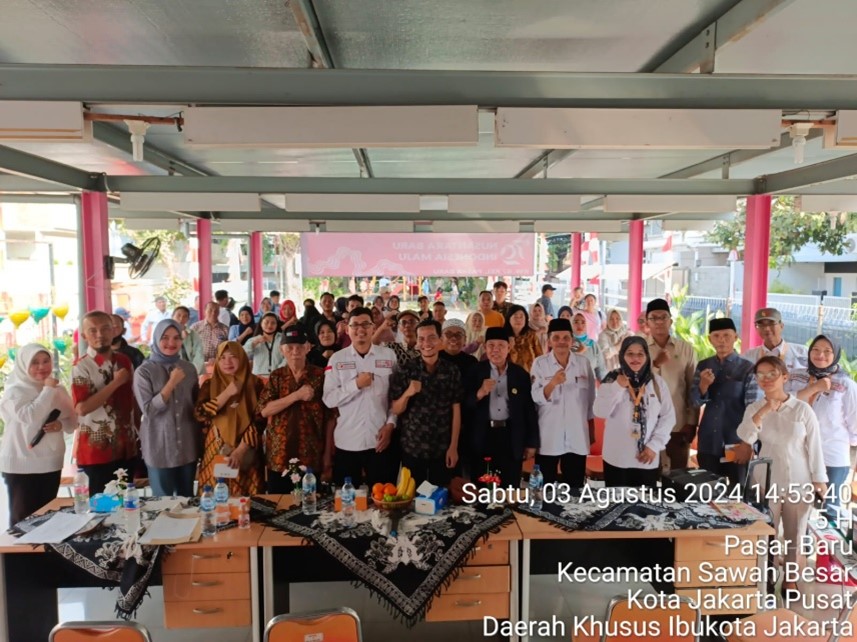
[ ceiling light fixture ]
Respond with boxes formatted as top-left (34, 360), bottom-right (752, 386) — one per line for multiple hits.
top-left (124, 120), bottom-right (151, 162)
top-left (789, 123), bottom-right (812, 164)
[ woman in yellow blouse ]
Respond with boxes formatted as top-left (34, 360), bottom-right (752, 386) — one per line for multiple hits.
top-left (194, 341), bottom-right (265, 496)
top-left (505, 304), bottom-right (543, 373)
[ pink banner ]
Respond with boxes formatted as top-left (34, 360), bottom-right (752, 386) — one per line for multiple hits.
top-left (301, 233), bottom-right (534, 277)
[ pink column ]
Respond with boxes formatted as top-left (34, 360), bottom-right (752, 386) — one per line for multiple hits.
top-left (741, 194), bottom-right (772, 350)
top-left (250, 232), bottom-right (264, 310)
top-left (197, 218), bottom-right (213, 313)
top-left (570, 232), bottom-right (582, 290)
top-left (627, 220), bottom-right (644, 332)
top-left (79, 191), bottom-right (111, 312)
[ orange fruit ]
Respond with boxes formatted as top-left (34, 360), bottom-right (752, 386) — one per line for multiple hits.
top-left (384, 483), bottom-right (397, 496)
top-left (372, 491), bottom-right (384, 501)
top-left (372, 483), bottom-right (384, 495)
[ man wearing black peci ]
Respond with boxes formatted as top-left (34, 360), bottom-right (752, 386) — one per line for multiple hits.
top-left (466, 326), bottom-right (539, 488)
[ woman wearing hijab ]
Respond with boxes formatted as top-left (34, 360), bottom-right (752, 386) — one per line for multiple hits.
top-left (255, 297), bottom-right (273, 323)
top-left (228, 305), bottom-right (256, 345)
top-left (132, 320), bottom-right (201, 497)
top-left (557, 306), bottom-right (574, 321)
top-left (278, 300), bottom-right (299, 332)
top-left (244, 312), bottom-right (285, 377)
top-left (505, 304), bottom-right (543, 373)
top-left (194, 341), bottom-right (265, 496)
top-left (786, 335), bottom-right (857, 521)
top-left (308, 319), bottom-right (341, 369)
top-left (594, 336), bottom-right (675, 488)
top-left (463, 311), bottom-right (486, 359)
top-left (598, 309), bottom-right (631, 372)
top-left (299, 299), bottom-right (321, 340)
top-left (571, 312), bottom-right (606, 380)
top-left (529, 302), bottom-right (549, 353)
top-left (736, 356), bottom-right (826, 599)
top-left (0, 344), bottom-right (76, 526)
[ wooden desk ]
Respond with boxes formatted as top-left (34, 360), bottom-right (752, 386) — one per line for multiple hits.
top-left (515, 513), bottom-right (775, 642)
top-left (258, 497), bottom-right (523, 640)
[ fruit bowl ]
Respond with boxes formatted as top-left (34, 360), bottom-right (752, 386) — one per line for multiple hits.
top-left (372, 497), bottom-right (413, 511)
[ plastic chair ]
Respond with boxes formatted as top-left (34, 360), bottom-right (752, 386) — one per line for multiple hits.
top-left (49, 621), bottom-right (153, 642)
top-left (265, 607), bottom-right (362, 642)
top-left (585, 417), bottom-right (606, 481)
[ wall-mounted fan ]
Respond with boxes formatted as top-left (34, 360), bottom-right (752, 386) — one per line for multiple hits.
top-left (104, 237), bottom-right (161, 279)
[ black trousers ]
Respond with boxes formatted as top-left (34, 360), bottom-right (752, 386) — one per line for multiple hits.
top-left (3, 470), bottom-right (62, 527)
top-left (80, 458), bottom-right (135, 496)
top-left (333, 444), bottom-right (400, 488)
top-left (480, 424), bottom-right (523, 488)
top-left (696, 453), bottom-right (747, 490)
top-left (603, 461), bottom-right (659, 489)
top-left (401, 453), bottom-right (452, 488)
top-left (535, 453), bottom-right (587, 487)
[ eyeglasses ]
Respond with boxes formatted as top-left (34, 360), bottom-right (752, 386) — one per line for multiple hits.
top-left (399, 320), bottom-right (417, 327)
top-left (348, 322), bottom-right (373, 330)
top-left (810, 348), bottom-right (834, 356)
top-left (754, 320), bottom-right (777, 328)
top-left (755, 371), bottom-right (782, 381)
top-left (647, 314), bottom-right (670, 323)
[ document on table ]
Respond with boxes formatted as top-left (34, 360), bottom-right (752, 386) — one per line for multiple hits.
top-left (139, 511), bottom-right (201, 545)
top-left (142, 497), bottom-right (185, 512)
top-left (14, 512), bottom-right (95, 544)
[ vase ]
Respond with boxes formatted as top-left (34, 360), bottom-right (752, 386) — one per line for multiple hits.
top-left (292, 488), bottom-right (302, 505)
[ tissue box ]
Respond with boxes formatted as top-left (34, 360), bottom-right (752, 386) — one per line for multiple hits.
top-left (415, 481), bottom-right (448, 515)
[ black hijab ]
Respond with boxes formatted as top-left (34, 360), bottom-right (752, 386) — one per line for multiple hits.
top-left (603, 335), bottom-right (654, 388)
top-left (807, 334), bottom-right (841, 379)
top-left (236, 305), bottom-right (256, 341)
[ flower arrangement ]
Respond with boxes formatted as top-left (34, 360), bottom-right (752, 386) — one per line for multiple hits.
top-left (478, 457), bottom-right (501, 488)
top-left (103, 468), bottom-right (130, 498)
top-left (282, 458), bottom-right (307, 491)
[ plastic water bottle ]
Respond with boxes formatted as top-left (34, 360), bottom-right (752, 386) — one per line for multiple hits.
top-left (200, 485), bottom-right (216, 537)
top-left (301, 467), bottom-right (317, 515)
top-left (214, 478), bottom-right (230, 526)
top-left (72, 468), bottom-right (90, 514)
top-left (238, 497), bottom-right (251, 530)
top-left (123, 483), bottom-right (141, 534)
top-left (341, 477), bottom-right (356, 527)
top-left (529, 464), bottom-right (544, 511)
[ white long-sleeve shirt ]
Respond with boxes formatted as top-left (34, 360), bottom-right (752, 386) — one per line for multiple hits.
top-left (243, 333), bottom-right (285, 376)
top-left (531, 352), bottom-right (595, 456)
top-left (785, 370), bottom-right (857, 468)
top-left (0, 384), bottom-right (76, 474)
top-left (743, 341), bottom-right (808, 371)
top-left (323, 344), bottom-right (397, 451)
top-left (593, 375), bottom-right (675, 470)
top-left (737, 396), bottom-right (828, 494)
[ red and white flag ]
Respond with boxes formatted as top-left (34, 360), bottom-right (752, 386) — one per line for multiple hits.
top-left (662, 233), bottom-right (673, 252)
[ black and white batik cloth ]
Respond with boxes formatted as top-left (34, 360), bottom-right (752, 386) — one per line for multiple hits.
top-left (514, 488), bottom-right (760, 532)
top-left (266, 500), bottom-right (514, 625)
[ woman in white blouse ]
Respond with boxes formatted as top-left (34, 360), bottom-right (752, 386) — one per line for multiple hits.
top-left (736, 355), bottom-right (827, 598)
top-left (785, 335), bottom-right (857, 521)
top-left (0, 344), bottom-right (76, 526)
top-left (594, 336), bottom-right (675, 488)
top-left (244, 312), bottom-right (284, 376)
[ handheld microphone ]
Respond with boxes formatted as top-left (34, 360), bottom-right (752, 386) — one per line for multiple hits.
top-left (29, 408), bottom-right (61, 449)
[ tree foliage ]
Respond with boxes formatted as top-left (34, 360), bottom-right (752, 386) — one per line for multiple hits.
top-left (706, 196), bottom-right (856, 269)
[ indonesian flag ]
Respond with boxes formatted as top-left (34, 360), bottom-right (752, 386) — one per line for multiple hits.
top-left (662, 233), bottom-right (673, 252)
top-left (588, 233), bottom-right (599, 264)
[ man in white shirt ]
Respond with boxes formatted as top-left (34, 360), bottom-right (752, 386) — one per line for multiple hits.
top-left (530, 318), bottom-right (596, 486)
top-left (139, 296), bottom-right (171, 344)
top-left (742, 307), bottom-right (809, 371)
top-left (214, 289), bottom-right (233, 327)
top-left (323, 306), bottom-right (399, 487)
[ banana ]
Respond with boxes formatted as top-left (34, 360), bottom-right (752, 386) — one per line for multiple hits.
top-left (396, 466), bottom-right (411, 497)
top-left (404, 478), bottom-right (416, 500)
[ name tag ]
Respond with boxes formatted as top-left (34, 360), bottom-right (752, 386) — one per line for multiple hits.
top-left (336, 362), bottom-right (357, 370)
top-left (375, 359), bottom-right (393, 369)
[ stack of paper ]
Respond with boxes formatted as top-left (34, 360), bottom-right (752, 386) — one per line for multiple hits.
top-left (139, 511), bottom-right (201, 545)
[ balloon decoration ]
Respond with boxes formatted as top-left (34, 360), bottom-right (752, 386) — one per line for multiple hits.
top-left (9, 310), bottom-right (31, 328)
top-left (53, 338), bottom-right (69, 352)
top-left (52, 303), bottom-right (69, 320)
top-left (0, 355), bottom-right (7, 369)
top-left (7, 348), bottom-right (16, 361)
top-left (30, 306), bottom-right (51, 323)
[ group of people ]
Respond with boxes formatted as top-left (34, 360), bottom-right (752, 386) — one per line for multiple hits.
top-left (1, 284), bottom-right (855, 598)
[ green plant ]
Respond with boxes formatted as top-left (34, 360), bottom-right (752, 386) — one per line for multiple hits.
top-left (768, 279), bottom-right (797, 294)
top-left (840, 351), bottom-right (857, 383)
top-left (669, 284), bottom-right (741, 358)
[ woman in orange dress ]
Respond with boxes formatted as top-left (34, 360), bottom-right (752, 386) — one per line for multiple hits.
top-left (194, 341), bottom-right (265, 496)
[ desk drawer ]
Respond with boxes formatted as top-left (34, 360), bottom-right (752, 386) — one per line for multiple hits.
top-left (162, 547), bottom-right (249, 575)
top-left (675, 587), bottom-right (758, 615)
top-left (163, 572), bottom-right (250, 602)
top-left (164, 599), bottom-right (251, 628)
top-left (674, 559), bottom-right (757, 588)
top-left (445, 566), bottom-right (509, 595)
top-left (425, 593), bottom-right (510, 622)
top-left (675, 536), bottom-right (756, 562)
top-left (468, 541), bottom-right (509, 566)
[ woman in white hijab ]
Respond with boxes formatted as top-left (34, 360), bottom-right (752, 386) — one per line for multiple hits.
top-left (598, 309), bottom-right (631, 372)
top-left (0, 344), bottom-right (76, 526)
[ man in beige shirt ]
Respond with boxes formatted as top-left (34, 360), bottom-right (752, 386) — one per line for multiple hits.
top-left (645, 298), bottom-right (699, 470)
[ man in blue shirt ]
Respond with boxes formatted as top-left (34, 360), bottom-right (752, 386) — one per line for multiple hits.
top-left (536, 284), bottom-right (557, 319)
top-left (690, 318), bottom-right (758, 488)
